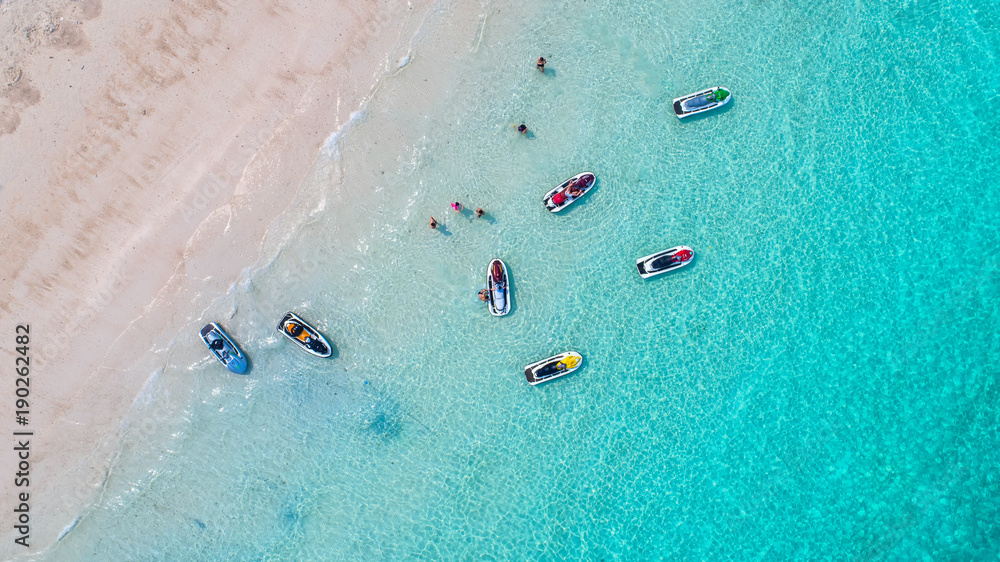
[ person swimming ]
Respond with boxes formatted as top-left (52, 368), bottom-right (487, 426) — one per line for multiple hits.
top-left (517, 124), bottom-right (527, 134)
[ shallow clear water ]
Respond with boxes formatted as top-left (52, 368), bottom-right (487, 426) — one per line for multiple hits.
top-left (52, 0), bottom-right (1000, 558)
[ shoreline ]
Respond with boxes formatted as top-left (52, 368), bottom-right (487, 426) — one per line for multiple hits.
top-left (0, 0), bottom-right (437, 556)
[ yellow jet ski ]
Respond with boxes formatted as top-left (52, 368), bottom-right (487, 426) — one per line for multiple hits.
top-left (524, 351), bottom-right (582, 386)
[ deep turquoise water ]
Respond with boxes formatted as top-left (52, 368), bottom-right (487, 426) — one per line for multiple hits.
top-left (51, 0), bottom-right (1000, 559)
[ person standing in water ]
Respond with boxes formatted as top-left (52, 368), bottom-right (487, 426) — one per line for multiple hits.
top-left (430, 217), bottom-right (438, 229)
top-left (451, 202), bottom-right (463, 212)
top-left (517, 124), bottom-right (527, 134)
top-left (537, 56), bottom-right (546, 72)
top-left (475, 208), bottom-right (484, 219)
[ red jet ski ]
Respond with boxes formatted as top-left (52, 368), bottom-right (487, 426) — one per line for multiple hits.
top-left (542, 172), bottom-right (595, 212)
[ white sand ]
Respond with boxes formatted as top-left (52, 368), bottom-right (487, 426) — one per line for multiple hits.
top-left (0, 0), bottom-right (437, 555)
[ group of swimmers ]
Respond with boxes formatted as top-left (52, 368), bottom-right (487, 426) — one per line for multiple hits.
top-left (430, 56), bottom-right (549, 231)
top-left (429, 202), bottom-right (485, 230)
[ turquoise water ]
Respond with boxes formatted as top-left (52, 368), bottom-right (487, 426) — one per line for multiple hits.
top-left (51, 0), bottom-right (1000, 559)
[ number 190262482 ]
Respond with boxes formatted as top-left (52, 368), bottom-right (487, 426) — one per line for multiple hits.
top-left (15, 325), bottom-right (29, 420)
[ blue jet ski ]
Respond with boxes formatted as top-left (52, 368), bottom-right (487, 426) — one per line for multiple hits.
top-left (200, 323), bottom-right (248, 374)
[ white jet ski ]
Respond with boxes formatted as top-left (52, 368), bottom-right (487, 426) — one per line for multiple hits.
top-left (487, 258), bottom-right (510, 316)
top-left (636, 246), bottom-right (694, 279)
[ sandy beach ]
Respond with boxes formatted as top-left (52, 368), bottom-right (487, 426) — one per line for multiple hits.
top-left (0, 0), bottom-right (436, 555)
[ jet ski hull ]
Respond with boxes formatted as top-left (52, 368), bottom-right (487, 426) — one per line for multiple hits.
top-left (524, 351), bottom-right (583, 386)
top-left (487, 258), bottom-right (511, 316)
top-left (673, 87), bottom-right (731, 118)
top-left (277, 311), bottom-right (333, 358)
top-left (542, 172), bottom-right (596, 212)
top-left (636, 245), bottom-right (694, 279)
top-left (200, 322), bottom-right (248, 374)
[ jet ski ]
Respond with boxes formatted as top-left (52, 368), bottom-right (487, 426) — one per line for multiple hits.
top-left (487, 258), bottom-right (510, 316)
top-left (200, 322), bottom-right (248, 374)
top-left (673, 87), bottom-right (732, 118)
top-left (542, 172), bottom-right (596, 212)
top-left (524, 351), bottom-right (583, 386)
top-left (635, 245), bottom-right (694, 278)
top-left (276, 311), bottom-right (333, 357)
